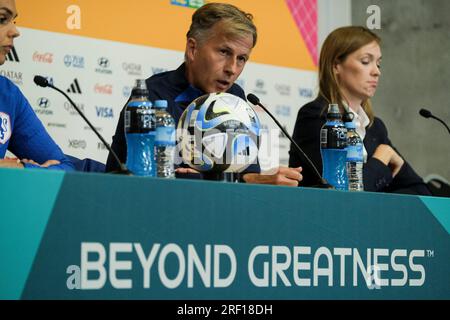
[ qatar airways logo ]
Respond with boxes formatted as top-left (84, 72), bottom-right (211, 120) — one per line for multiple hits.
top-left (122, 62), bottom-right (142, 76)
top-left (0, 70), bottom-right (22, 85)
top-left (66, 243), bottom-right (430, 290)
top-left (32, 51), bottom-right (54, 64)
top-left (64, 101), bottom-right (84, 115)
top-left (94, 84), bottom-right (113, 95)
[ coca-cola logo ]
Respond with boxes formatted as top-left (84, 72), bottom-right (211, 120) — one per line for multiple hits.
top-left (94, 84), bottom-right (113, 95)
top-left (33, 51), bottom-right (54, 63)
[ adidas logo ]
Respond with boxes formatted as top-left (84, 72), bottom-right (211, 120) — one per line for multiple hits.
top-left (5, 47), bottom-right (20, 62)
top-left (67, 78), bottom-right (82, 94)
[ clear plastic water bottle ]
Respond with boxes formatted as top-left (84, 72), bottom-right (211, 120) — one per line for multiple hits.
top-left (320, 104), bottom-right (348, 190)
top-left (154, 100), bottom-right (175, 178)
top-left (344, 116), bottom-right (364, 191)
top-left (124, 79), bottom-right (156, 176)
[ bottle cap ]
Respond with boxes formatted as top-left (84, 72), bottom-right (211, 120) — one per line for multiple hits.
top-left (327, 104), bottom-right (342, 120)
top-left (154, 100), bottom-right (168, 109)
top-left (342, 111), bottom-right (354, 122)
top-left (131, 79), bottom-right (149, 97)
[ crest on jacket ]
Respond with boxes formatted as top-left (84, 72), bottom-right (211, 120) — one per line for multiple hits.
top-left (0, 112), bottom-right (11, 144)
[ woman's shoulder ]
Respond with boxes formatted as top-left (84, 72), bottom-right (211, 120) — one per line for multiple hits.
top-left (370, 116), bottom-right (389, 132)
top-left (297, 96), bottom-right (327, 119)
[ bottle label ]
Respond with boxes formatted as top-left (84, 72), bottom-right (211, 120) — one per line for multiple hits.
top-left (321, 123), bottom-right (347, 149)
top-left (347, 144), bottom-right (364, 162)
top-left (320, 128), bottom-right (328, 145)
top-left (127, 101), bottom-right (152, 108)
top-left (155, 126), bottom-right (176, 146)
top-left (125, 104), bottom-right (155, 133)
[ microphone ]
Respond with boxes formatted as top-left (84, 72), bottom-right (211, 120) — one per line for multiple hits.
top-left (419, 108), bottom-right (450, 135)
top-left (33, 75), bottom-right (131, 174)
top-left (247, 93), bottom-right (332, 189)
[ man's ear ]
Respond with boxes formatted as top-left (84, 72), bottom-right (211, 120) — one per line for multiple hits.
top-left (186, 38), bottom-right (197, 62)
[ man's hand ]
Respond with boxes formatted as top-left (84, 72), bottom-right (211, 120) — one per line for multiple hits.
top-left (21, 159), bottom-right (61, 168)
top-left (242, 167), bottom-right (303, 187)
top-left (0, 158), bottom-right (61, 168)
top-left (372, 144), bottom-right (404, 177)
top-left (175, 167), bottom-right (200, 174)
top-left (0, 157), bottom-right (24, 168)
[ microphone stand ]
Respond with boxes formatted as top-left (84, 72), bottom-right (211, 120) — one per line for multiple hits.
top-left (429, 115), bottom-right (450, 135)
top-left (35, 76), bottom-right (131, 175)
top-left (420, 108), bottom-right (450, 136)
top-left (247, 94), bottom-right (332, 189)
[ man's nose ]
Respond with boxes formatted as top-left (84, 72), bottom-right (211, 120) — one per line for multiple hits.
top-left (224, 57), bottom-right (238, 76)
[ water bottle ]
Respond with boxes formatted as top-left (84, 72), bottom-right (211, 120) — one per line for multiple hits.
top-left (344, 116), bottom-right (364, 191)
top-left (124, 79), bottom-right (156, 176)
top-left (155, 100), bottom-right (175, 178)
top-left (320, 104), bottom-right (348, 190)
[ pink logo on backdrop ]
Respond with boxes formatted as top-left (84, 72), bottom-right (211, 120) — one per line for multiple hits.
top-left (285, 0), bottom-right (318, 65)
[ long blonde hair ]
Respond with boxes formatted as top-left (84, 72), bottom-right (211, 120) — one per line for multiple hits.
top-left (318, 26), bottom-right (381, 125)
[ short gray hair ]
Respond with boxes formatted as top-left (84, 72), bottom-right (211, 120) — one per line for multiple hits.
top-left (187, 3), bottom-right (257, 47)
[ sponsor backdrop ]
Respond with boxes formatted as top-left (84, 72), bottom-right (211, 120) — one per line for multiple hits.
top-left (1, 0), bottom-right (319, 169)
top-left (0, 169), bottom-right (449, 299)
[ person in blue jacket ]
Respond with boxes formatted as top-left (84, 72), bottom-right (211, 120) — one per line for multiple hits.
top-left (0, 0), bottom-right (73, 171)
top-left (289, 26), bottom-right (430, 195)
top-left (107, 3), bottom-right (302, 186)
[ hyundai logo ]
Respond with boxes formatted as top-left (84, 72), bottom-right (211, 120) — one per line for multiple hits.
top-left (37, 97), bottom-right (50, 108)
top-left (98, 57), bottom-right (110, 68)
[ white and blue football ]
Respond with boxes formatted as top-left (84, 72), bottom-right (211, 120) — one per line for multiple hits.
top-left (177, 92), bottom-right (260, 173)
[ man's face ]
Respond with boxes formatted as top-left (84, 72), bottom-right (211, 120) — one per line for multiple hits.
top-left (186, 21), bottom-right (253, 93)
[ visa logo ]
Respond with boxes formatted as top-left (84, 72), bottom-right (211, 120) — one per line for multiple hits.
top-left (95, 107), bottom-right (114, 118)
top-left (152, 67), bottom-right (167, 75)
top-left (299, 88), bottom-right (313, 98)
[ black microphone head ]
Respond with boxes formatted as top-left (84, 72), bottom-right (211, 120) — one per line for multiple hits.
top-left (34, 75), bottom-right (49, 88)
top-left (419, 108), bottom-right (432, 118)
top-left (246, 93), bottom-right (260, 106)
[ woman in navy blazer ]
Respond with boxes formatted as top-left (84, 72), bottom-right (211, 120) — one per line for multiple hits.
top-left (289, 26), bottom-right (430, 195)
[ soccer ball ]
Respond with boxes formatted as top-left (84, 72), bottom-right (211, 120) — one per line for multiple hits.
top-left (177, 92), bottom-right (260, 173)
